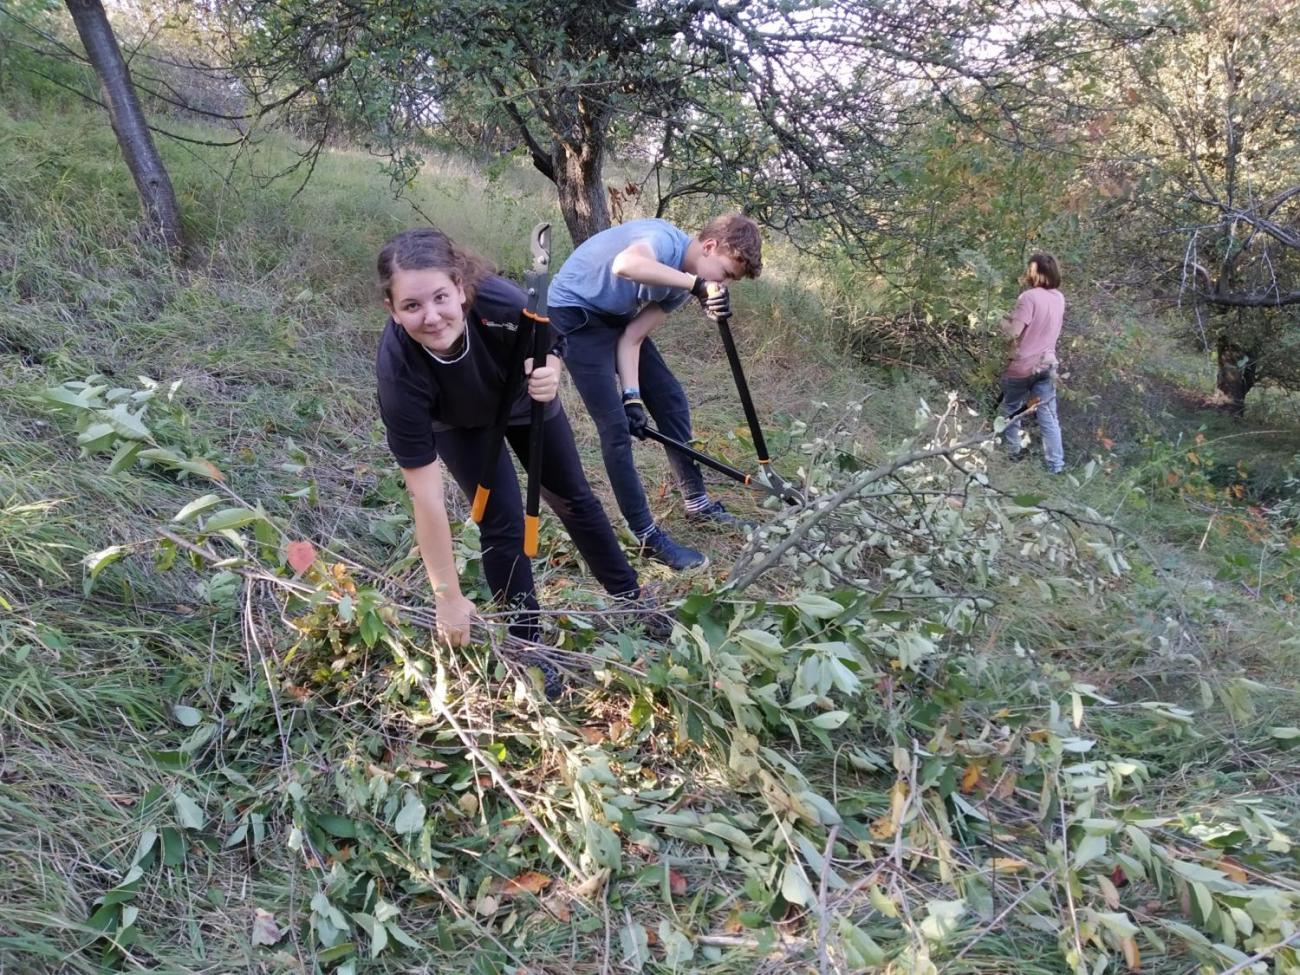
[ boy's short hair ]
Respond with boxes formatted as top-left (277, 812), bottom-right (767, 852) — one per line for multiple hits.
top-left (1027, 252), bottom-right (1061, 289)
top-left (698, 214), bottom-right (762, 279)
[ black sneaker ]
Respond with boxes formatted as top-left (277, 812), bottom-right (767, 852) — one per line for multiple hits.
top-left (1007, 449), bottom-right (1028, 463)
top-left (638, 526), bottom-right (708, 572)
top-left (685, 498), bottom-right (755, 528)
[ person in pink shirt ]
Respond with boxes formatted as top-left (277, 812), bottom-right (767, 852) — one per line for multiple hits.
top-left (998, 253), bottom-right (1065, 473)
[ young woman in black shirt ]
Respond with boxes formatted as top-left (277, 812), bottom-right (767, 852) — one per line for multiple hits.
top-left (374, 228), bottom-right (663, 685)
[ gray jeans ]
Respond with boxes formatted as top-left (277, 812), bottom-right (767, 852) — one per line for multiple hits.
top-left (1001, 371), bottom-right (1064, 472)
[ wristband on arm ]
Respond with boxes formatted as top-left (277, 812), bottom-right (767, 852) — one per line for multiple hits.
top-left (622, 388), bottom-right (649, 439)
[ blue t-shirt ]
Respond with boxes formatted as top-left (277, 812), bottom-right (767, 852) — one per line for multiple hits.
top-left (548, 219), bottom-right (693, 319)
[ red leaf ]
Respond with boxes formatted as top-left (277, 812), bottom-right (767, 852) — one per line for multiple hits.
top-left (286, 540), bottom-right (316, 575)
top-left (494, 871), bottom-right (552, 898)
top-left (668, 868), bottom-right (687, 897)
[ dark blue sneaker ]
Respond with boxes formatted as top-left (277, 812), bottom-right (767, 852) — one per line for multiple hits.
top-left (518, 652), bottom-right (565, 701)
top-left (685, 498), bottom-right (755, 528)
top-left (638, 526), bottom-right (708, 572)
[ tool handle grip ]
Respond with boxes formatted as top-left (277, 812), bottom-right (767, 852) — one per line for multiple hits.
top-left (470, 323), bottom-right (534, 523)
top-left (523, 318), bottom-right (548, 557)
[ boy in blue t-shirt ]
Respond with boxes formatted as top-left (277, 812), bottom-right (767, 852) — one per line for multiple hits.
top-left (548, 214), bottom-right (763, 571)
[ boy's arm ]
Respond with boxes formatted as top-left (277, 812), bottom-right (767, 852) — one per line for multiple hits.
top-left (612, 240), bottom-right (697, 291)
top-left (616, 304), bottom-right (667, 394)
top-left (401, 461), bottom-right (476, 647)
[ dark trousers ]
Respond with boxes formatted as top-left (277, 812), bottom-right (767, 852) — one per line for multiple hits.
top-left (435, 406), bottom-right (639, 640)
top-left (550, 305), bottom-right (706, 537)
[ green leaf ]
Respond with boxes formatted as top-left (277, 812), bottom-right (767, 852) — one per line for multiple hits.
top-left (316, 941), bottom-right (356, 963)
top-left (795, 593), bottom-right (844, 619)
top-left (824, 656), bottom-right (861, 696)
top-left (224, 821), bottom-right (249, 849)
top-left (585, 822), bottom-right (622, 870)
top-left (103, 403), bottom-right (152, 440)
top-left (869, 883), bottom-right (899, 918)
top-left (660, 920), bottom-right (695, 967)
top-left (85, 545), bottom-right (128, 578)
top-left (795, 790), bottom-right (843, 826)
top-left (619, 921), bottom-right (649, 972)
top-left (699, 820), bottom-right (753, 850)
top-left (173, 789), bottom-right (205, 830)
top-left (811, 710), bottom-right (849, 730)
top-left (780, 859), bottom-right (815, 906)
top-left (1170, 859), bottom-right (1226, 885)
top-left (43, 385), bottom-right (94, 410)
top-left (735, 628), bottom-right (784, 656)
top-left (137, 446), bottom-right (182, 465)
top-left (393, 793), bottom-right (425, 835)
top-left (352, 912), bottom-right (389, 958)
top-left (179, 722), bottom-right (214, 752)
top-left (180, 728), bottom-right (215, 754)
top-left (106, 440), bottom-right (144, 474)
top-left (172, 704), bottom-right (202, 727)
top-left (84, 545), bottom-right (128, 594)
top-left (386, 922), bottom-right (419, 949)
top-left (1093, 910), bottom-right (1139, 939)
top-left (173, 494), bottom-right (223, 523)
top-left (202, 507), bottom-right (262, 533)
top-left (160, 827), bottom-right (186, 867)
top-left (316, 814), bottom-right (358, 839)
top-left (919, 899), bottom-right (966, 942)
top-left (1074, 832), bottom-right (1108, 868)
top-left (131, 828), bottom-right (158, 867)
top-left (838, 915), bottom-right (886, 966)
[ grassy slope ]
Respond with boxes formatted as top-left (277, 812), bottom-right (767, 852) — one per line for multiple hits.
top-left (3, 82), bottom-right (1299, 975)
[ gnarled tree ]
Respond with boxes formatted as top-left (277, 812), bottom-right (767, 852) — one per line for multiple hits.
top-left (208, 0), bottom-right (1085, 246)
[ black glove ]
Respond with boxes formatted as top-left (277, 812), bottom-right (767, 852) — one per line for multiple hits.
top-left (702, 283), bottom-right (731, 321)
top-left (623, 394), bottom-right (649, 439)
top-left (690, 276), bottom-right (731, 320)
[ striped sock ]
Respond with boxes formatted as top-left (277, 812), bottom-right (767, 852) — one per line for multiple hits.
top-left (683, 494), bottom-right (712, 514)
top-left (635, 523), bottom-right (658, 542)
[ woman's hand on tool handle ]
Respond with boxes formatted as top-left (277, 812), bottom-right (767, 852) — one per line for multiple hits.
top-left (524, 354), bottom-right (562, 403)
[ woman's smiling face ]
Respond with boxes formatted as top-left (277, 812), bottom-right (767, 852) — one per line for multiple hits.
top-left (385, 266), bottom-right (468, 354)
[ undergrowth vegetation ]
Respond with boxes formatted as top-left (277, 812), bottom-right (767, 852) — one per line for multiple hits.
top-left (3, 63), bottom-right (1300, 975)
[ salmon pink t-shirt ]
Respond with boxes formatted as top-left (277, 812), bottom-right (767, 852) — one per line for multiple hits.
top-left (1001, 287), bottom-right (1064, 379)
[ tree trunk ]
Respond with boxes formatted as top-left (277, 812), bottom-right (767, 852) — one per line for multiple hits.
top-left (1215, 333), bottom-right (1256, 415)
top-left (553, 140), bottom-right (611, 245)
top-left (65, 0), bottom-right (183, 251)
